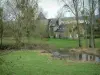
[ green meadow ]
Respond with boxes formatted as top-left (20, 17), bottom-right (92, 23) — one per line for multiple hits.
top-left (0, 50), bottom-right (100, 75)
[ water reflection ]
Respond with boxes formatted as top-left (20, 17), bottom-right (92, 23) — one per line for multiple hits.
top-left (51, 51), bottom-right (100, 63)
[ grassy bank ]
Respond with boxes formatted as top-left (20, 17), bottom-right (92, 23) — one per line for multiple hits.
top-left (0, 50), bottom-right (100, 75)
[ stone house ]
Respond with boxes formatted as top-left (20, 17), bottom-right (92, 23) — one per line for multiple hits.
top-left (48, 18), bottom-right (85, 39)
top-left (37, 12), bottom-right (85, 39)
top-left (54, 23), bottom-right (65, 38)
top-left (48, 19), bottom-right (66, 38)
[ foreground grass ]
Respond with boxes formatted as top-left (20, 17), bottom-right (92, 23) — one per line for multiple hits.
top-left (0, 50), bottom-right (100, 75)
top-left (2, 37), bottom-right (100, 48)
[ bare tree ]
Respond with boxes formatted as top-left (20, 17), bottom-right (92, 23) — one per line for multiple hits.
top-left (88, 0), bottom-right (97, 48)
top-left (98, 0), bottom-right (100, 18)
top-left (60, 0), bottom-right (82, 47)
top-left (81, 0), bottom-right (89, 47)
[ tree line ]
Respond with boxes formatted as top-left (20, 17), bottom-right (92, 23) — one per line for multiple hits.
top-left (59, 0), bottom-right (100, 48)
top-left (0, 0), bottom-right (47, 48)
top-left (0, 0), bottom-right (100, 49)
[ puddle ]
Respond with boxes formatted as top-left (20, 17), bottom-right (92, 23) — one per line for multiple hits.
top-left (70, 53), bottom-right (100, 62)
top-left (51, 51), bottom-right (100, 63)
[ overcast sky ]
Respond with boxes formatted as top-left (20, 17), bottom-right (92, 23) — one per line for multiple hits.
top-left (39, 0), bottom-right (64, 19)
top-left (38, 0), bottom-right (87, 19)
top-left (1, 0), bottom-right (99, 19)
top-left (39, 0), bottom-right (98, 19)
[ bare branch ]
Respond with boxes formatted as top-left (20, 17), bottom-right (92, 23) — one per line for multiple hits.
top-left (62, 0), bottom-right (75, 16)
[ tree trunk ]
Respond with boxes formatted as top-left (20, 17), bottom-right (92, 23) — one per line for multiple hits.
top-left (0, 8), bottom-right (3, 48)
top-left (0, 23), bottom-right (3, 47)
top-left (89, 0), bottom-right (95, 48)
top-left (47, 19), bottom-right (51, 38)
top-left (89, 11), bottom-right (95, 48)
top-left (76, 15), bottom-right (82, 47)
top-left (84, 22), bottom-right (88, 48)
top-left (98, 0), bottom-right (100, 18)
top-left (74, 0), bottom-right (82, 47)
top-left (83, 0), bottom-right (88, 48)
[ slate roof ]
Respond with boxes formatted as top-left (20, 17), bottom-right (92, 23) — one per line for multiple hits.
top-left (48, 18), bottom-right (66, 32)
top-left (37, 12), bottom-right (46, 20)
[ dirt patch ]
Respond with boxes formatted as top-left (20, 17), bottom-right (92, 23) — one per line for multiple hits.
top-left (34, 50), bottom-right (52, 56)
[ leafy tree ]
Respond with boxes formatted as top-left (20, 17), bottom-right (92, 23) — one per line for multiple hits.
top-left (5, 0), bottom-right (39, 46)
top-left (15, 0), bottom-right (38, 42)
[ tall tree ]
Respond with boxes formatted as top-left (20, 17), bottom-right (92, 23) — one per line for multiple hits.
top-left (47, 19), bottom-right (51, 38)
top-left (73, 0), bottom-right (82, 47)
top-left (16, 0), bottom-right (38, 42)
top-left (6, 0), bottom-right (23, 47)
top-left (0, 8), bottom-right (3, 48)
top-left (60, 0), bottom-right (82, 47)
top-left (88, 0), bottom-right (97, 48)
top-left (81, 0), bottom-right (88, 47)
top-left (98, 0), bottom-right (100, 18)
top-left (6, 0), bottom-right (39, 46)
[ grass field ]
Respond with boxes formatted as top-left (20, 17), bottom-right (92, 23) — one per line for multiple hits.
top-left (0, 50), bottom-right (100, 75)
top-left (2, 37), bottom-right (100, 48)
